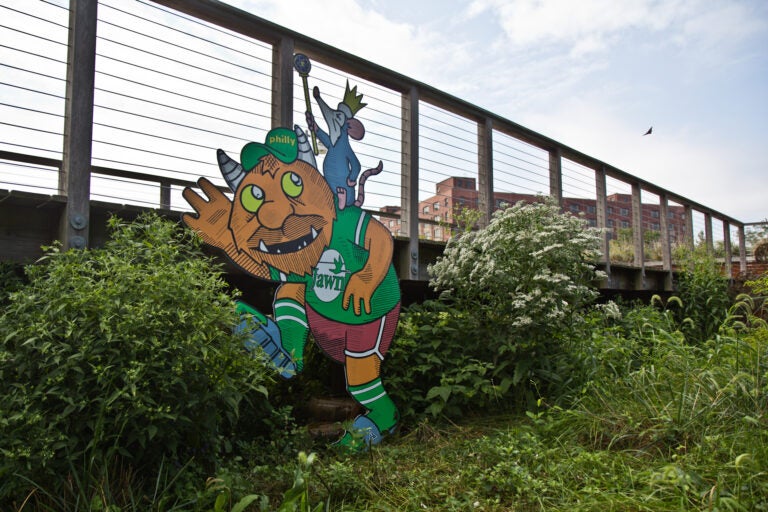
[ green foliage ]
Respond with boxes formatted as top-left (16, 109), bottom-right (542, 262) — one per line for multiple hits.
top-left (276, 452), bottom-right (327, 512)
top-left (200, 295), bottom-right (766, 512)
top-left (204, 475), bottom-right (267, 512)
top-left (447, 204), bottom-right (483, 236)
top-left (414, 198), bottom-right (603, 416)
top-left (559, 296), bottom-right (768, 511)
top-left (0, 261), bottom-right (25, 306)
top-left (673, 249), bottom-right (731, 343)
top-left (0, 213), bottom-right (272, 506)
top-left (385, 299), bottom-right (500, 422)
top-left (746, 270), bottom-right (768, 298)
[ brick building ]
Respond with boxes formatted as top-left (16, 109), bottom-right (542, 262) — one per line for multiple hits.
top-left (380, 176), bottom-right (688, 243)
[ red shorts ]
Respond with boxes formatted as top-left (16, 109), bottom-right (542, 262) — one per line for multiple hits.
top-left (306, 302), bottom-right (401, 363)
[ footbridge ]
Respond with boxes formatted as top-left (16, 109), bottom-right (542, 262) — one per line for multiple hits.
top-left (1, 0), bottom-right (760, 297)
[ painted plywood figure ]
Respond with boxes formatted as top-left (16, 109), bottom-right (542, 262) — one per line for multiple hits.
top-left (182, 62), bottom-right (399, 451)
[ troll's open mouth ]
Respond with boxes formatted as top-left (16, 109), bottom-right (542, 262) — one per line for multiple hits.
top-left (257, 227), bottom-right (320, 254)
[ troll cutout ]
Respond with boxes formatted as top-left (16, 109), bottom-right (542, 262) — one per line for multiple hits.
top-left (182, 126), bottom-right (400, 451)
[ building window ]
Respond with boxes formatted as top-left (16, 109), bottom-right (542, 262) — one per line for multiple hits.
top-left (588, 219), bottom-right (597, 227)
top-left (607, 219), bottom-right (615, 227)
top-left (433, 202), bottom-right (440, 211)
top-left (607, 206), bottom-right (613, 215)
top-left (651, 223), bottom-right (660, 230)
top-left (444, 198), bottom-right (449, 206)
top-left (434, 215), bottom-right (441, 222)
top-left (651, 210), bottom-right (660, 218)
top-left (668, 211), bottom-right (675, 219)
top-left (434, 227), bottom-right (442, 239)
top-left (620, 208), bottom-right (629, 216)
top-left (422, 206), bottom-right (430, 214)
top-left (569, 204), bottom-right (580, 212)
top-left (621, 221), bottom-right (630, 228)
top-left (587, 205), bottom-right (596, 214)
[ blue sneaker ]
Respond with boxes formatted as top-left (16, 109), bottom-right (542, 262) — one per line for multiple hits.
top-left (235, 315), bottom-right (296, 379)
top-left (334, 415), bottom-right (397, 452)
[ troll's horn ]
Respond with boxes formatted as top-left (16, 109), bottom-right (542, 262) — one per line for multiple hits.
top-left (294, 125), bottom-right (317, 169)
top-left (217, 149), bottom-right (245, 192)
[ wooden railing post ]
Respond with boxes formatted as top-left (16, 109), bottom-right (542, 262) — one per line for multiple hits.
top-left (160, 179), bottom-right (172, 210)
top-left (659, 193), bottom-right (673, 289)
top-left (477, 118), bottom-right (493, 228)
top-left (684, 205), bottom-right (694, 250)
top-left (738, 224), bottom-right (747, 274)
top-left (704, 212), bottom-right (714, 254)
top-left (631, 183), bottom-right (645, 285)
top-left (272, 37), bottom-right (294, 128)
top-left (59, 0), bottom-right (98, 250)
top-left (401, 86), bottom-right (420, 280)
top-left (549, 147), bottom-right (562, 206)
top-left (595, 166), bottom-right (610, 266)
top-left (595, 165), bottom-right (612, 286)
top-left (723, 219), bottom-right (733, 279)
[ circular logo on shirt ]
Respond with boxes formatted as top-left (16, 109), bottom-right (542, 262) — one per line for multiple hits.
top-left (313, 249), bottom-right (347, 302)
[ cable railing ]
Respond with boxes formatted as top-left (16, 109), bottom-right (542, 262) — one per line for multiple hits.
top-left (0, 0), bottom-right (755, 285)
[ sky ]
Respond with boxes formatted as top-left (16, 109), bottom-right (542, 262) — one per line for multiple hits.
top-left (226, 0), bottom-right (768, 223)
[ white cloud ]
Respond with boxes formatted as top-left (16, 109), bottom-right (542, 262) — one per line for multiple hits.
top-left (466, 0), bottom-right (666, 47)
top-left (232, 0), bottom-right (474, 82)
top-left (223, 0), bottom-right (767, 222)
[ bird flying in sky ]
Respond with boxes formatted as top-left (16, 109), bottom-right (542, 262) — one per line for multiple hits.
top-left (643, 126), bottom-right (653, 136)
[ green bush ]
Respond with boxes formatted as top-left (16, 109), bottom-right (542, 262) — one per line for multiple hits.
top-left (385, 298), bottom-right (498, 422)
top-left (0, 261), bottom-right (25, 307)
top-left (387, 199), bottom-right (604, 421)
top-left (745, 270), bottom-right (768, 319)
top-left (0, 213), bottom-right (272, 505)
top-left (561, 296), bottom-right (768, 510)
top-left (673, 249), bottom-right (731, 343)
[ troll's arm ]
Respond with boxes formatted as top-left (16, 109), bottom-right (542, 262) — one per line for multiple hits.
top-left (182, 178), bottom-right (269, 280)
top-left (343, 217), bottom-right (394, 316)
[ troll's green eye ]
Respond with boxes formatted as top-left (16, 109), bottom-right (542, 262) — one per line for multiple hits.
top-left (241, 184), bottom-right (264, 213)
top-left (282, 172), bottom-right (303, 198)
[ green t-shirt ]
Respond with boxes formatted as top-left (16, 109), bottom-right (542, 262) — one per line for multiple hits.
top-left (269, 206), bottom-right (400, 324)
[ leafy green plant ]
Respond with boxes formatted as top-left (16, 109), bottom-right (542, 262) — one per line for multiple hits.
top-left (745, 270), bottom-right (768, 319)
top-left (0, 261), bottom-right (25, 306)
top-left (276, 452), bottom-right (327, 512)
top-left (204, 475), bottom-right (266, 512)
top-left (426, 198), bottom-right (604, 410)
top-left (0, 213), bottom-right (272, 507)
top-left (386, 298), bottom-right (499, 421)
top-left (673, 248), bottom-right (731, 343)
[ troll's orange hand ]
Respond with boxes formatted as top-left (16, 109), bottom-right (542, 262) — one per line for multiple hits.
top-left (182, 178), bottom-right (235, 251)
top-left (343, 271), bottom-right (375, 316)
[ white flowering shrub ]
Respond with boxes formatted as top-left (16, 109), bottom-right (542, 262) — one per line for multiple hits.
top-left (426, 198), bottom-right (604, 407)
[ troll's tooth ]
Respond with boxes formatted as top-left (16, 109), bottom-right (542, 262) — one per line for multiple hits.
top-left (259, 240), bottom-right (268, 252)
top-left (311, 227), bottom-right (318, 239)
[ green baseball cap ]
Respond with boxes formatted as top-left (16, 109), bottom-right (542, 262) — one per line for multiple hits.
top-left (240, 127), bottom-right (298, 171)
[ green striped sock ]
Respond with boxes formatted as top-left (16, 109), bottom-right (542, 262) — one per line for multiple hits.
top-left (348, 377), bottom-right (398, 432)
top-left (273, 298), bottom-right (309, 371)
